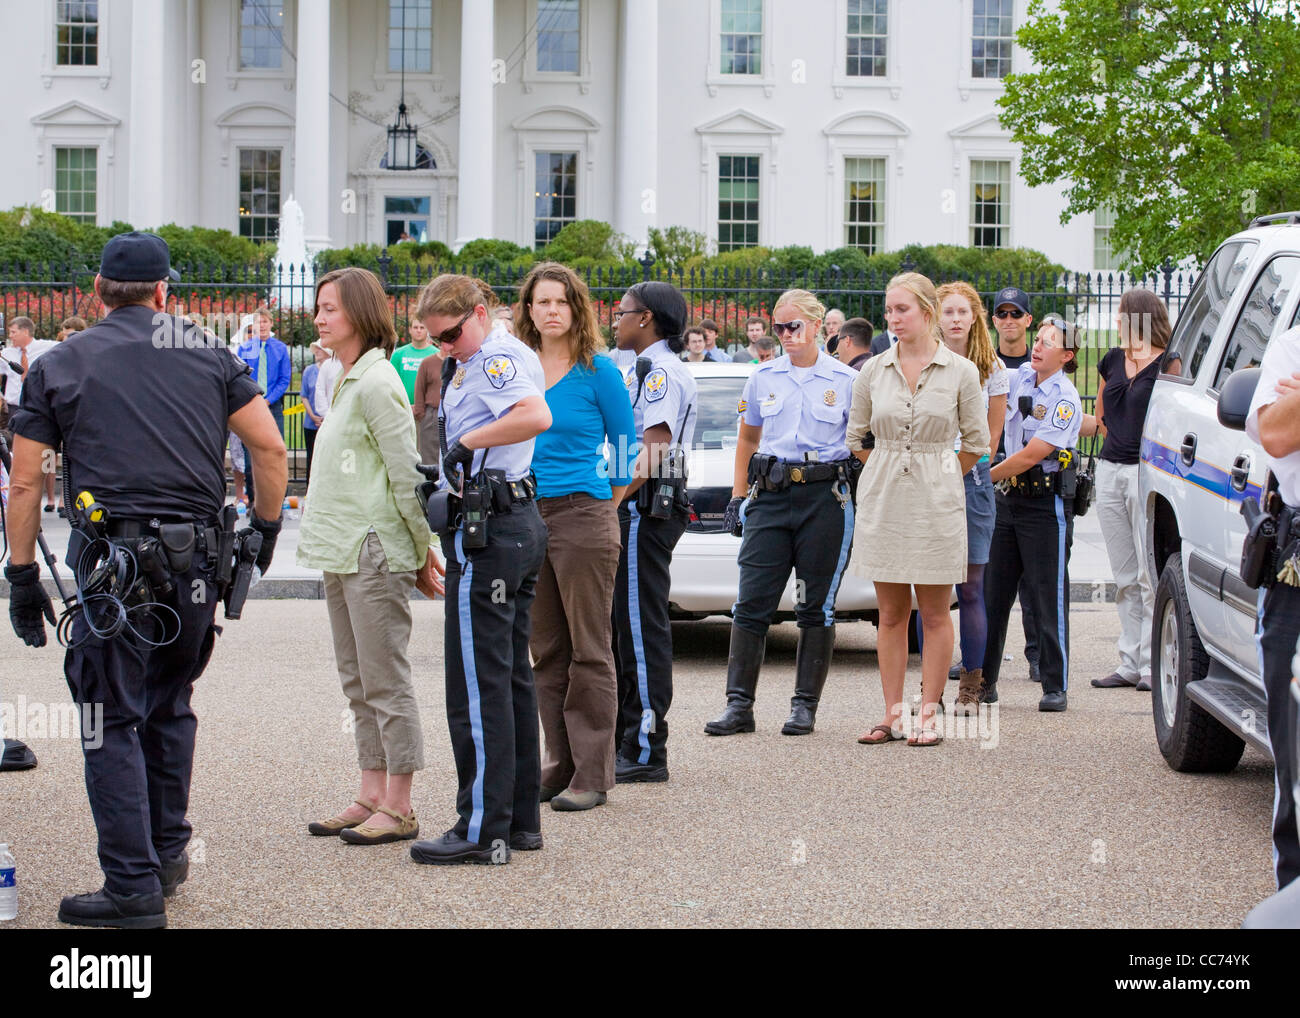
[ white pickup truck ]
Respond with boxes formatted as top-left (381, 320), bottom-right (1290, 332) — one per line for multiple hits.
top-left (1140, 213), bottom-right (1300, 772)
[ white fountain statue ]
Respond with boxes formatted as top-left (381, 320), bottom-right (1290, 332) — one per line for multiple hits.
top-left (274, 195), bottom-right (313, 309)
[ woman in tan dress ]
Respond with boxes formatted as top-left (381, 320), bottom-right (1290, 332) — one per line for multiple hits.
top-left (846, 273), bottom-right (988, 746)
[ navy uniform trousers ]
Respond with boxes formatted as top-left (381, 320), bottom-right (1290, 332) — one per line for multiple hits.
top-left (442, 503), bottom-right (548, 848)
top-left (65, 552), bottom-right (220, 897)
top-left (733, 480), bottom-right (854, 634)
top-left (1258, 580), bottom-right (1300, 890)
top-left (983, 491), bottom-right (1074, 694)
top-left (612, 501), bottom-right (687, 768)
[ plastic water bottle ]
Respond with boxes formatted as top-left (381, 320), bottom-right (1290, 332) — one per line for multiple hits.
top-left (0, 844), bottom-right (16, 920)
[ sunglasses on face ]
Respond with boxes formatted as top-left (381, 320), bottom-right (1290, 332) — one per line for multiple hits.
top-left (613, 306), bottom-right (649, 322)
top-left (993, 309), bottom-right (1026, 320)
top-left (771, 319), bottom-right (805, 336)
top-left (433, 307), bottom-right (475, 345)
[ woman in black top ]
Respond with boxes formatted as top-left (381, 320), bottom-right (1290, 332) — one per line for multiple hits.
top-left (1080, 289), bottom-right (1176, 691)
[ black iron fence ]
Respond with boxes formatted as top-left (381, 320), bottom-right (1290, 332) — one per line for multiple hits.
top-left (0, 256), bottom-right (1200, 481)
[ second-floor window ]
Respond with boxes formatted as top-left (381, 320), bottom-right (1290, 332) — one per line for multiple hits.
top-left (56, 0), bottom-right (98, 66)
top-left (971, 0), bottom-right (1012, 79)
top-left (240, 0), bottom-right (285, 71)
top-left (846, 0), bottom-right (887, 77)
top-left (388, 0), bottom-right (432, 73)
top-left (720, 0), bottom-right (762, 75)
top-left (537, 0), bottom-right (580, 73)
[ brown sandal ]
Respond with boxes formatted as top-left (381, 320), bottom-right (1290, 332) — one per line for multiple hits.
top-left (307, 798), bottom-right (379, 837)
top-left (338, 805), bottom-right (420, 845)
top-left (907, 728), bottom-right (943, 747)
top-left (858, 724), bottom-right (904, 745)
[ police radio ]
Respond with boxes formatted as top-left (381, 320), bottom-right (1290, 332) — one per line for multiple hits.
top-left (1018, 394), bottom-right (1033, 418)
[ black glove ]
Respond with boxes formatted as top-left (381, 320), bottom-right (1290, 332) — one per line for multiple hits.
top-left (723, 496), bottom-right (746, 537)
top-left (5, 562), bottom-right (56, 647)
top-left (443, 439), bottom-right (474, 491)
top-left (240, 513), bottom-right (281, 576)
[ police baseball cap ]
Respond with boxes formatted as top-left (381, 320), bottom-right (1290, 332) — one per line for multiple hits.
top-left (992, 286), bottom-right (1030, 314)
top-left (99, 231), bottom-right (181, 283)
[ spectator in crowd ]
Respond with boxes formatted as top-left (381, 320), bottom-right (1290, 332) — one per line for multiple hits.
top-left (410, 342), bottom-right (444, 466)
top-left (228, 323), bottom-right (257, 504)
top-left (935, 281), bottom-right (1009, 711)
top-left (823, 308), bottom-right (845, 349)
top-left (237, 307), bottom-right (290, 505)
top-left (495, 305), bottom-right (518, 336)
top-left (682, 325), bottom-right (708, 362)
top-left (847, 273), bottom-right (988, 746)
top-left (733, 317), bottom-right (769, 362)
top-left (56, 316), bottom-right (88, 342)
top-left (518, 262), bottom-right (636, 812)
top-left (1080, 289), bottom-right (1175, 691)
top-left (390, 319), bottom-right (439, 409)
top-left (988, 285), bottom-right (1041, 684)
top-left (868, 327), bottom-right (898, 357)
top-left (698, 318), bottom-right (729, 362)
top-left (298, 267), bottom-right (441, 846)
top-left (753, 335), bottom-right (778, 363)
top-left (834, 317), bottom-right (874, 370)
top-left (1, 316), bottom-right (59, 511)
top-left (299, 341), bottom-right (328, 485)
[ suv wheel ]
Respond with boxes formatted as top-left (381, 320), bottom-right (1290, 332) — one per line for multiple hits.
top-left (1151, 552), bottom-right (1246, 772)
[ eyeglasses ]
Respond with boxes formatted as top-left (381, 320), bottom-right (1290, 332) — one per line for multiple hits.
top-left (993, 309), bottom-right (1026, 320)
top-left (432, 308), bottom-right (475, 345)
top-left (613, 306), bottom-right (649, 322)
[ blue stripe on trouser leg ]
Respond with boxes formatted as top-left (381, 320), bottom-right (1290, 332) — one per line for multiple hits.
top-left (821, 486), bottom-right (855, 626)
top-left (455, 531), bottom-right (488, 843)
top-left (1255, 586), bottom-right (1281, 879)
top-left (627, 503), bottom-right (653, 765)
top-left (1054, 494), bottom-right (1068, 691)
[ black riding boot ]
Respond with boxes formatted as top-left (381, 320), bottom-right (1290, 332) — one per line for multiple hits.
top-left (704, 625), bottom-right (766, 735)
top-left (782, 625), bottom-right (835, 735)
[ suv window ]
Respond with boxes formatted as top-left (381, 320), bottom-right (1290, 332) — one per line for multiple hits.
top-left (1163, 240), bottom-right (1257, 382)
top-left (1212, 255), bottom-right (1300, 391)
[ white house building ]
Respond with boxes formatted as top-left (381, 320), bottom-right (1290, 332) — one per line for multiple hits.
top-left (2, 0), bottom-right (1117, 270)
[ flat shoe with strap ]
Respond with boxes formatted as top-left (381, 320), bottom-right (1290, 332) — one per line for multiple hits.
top-left (858, 724), bottom-right (904, 745)
top-left (308, 798), bottom-right (379, 837)
top-left (339, 805), bottom-right (419, 845)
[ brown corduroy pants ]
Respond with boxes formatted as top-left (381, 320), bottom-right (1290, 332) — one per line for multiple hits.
top-left (531, 493), bottom-right (621, 793)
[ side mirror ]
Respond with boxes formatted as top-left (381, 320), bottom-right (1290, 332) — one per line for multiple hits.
top-left (1217, 367), bottom-right (1261, 432)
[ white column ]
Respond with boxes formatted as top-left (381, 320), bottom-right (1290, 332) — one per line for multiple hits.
top-left (614, 0), bottom-right (658, 250)
top-left (295, 0), bottom-right (332, 252)
top-left (454, 0), bottom-right (494, 250)
top-left (128, 0), bottom-right (166, 228)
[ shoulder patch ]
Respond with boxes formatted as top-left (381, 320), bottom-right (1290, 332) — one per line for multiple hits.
top-left (483, 354), bottom-right (517, 389)
top-left (643, 367), bottom-right (668, 402)
top-left (1051, 399), bottom-right (1076, 429)
top-left (737, 398), bottom-right (748, 414)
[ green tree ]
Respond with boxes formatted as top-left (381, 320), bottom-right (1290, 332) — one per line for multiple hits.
top-left (999, 0), bottom-right (1300, 269)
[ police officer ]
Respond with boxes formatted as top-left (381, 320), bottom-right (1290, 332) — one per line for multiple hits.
top-left (610, 282), bottom-right (697, 783)
top-left (3, 232), bottom-right (286, 927)
top-left (407, 275), bottom-right (551, 866)
top-left (1244, 322), bottom-right (1300, 891)
top-left (982, 314), bottom-right (1082, 711)
top-left (706, 290), bottom-right (858, 737)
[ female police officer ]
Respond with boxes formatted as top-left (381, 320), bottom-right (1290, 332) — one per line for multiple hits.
top-left (705, 289), bottom-right (859, 737)
top-left (610, 281), bottom-right (697, 783)
top-left (982, 314), bottom-right (1083, 712)
top-left (407, 274), bottom-right (552, 866)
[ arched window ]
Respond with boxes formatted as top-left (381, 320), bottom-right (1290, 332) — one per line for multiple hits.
top-left (380, 144), bottom-right (436, 170)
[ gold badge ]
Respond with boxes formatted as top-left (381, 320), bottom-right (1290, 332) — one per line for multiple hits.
top-left (453, 367), bottom-right (467, 389)
top-left (823, 389), bottom-right (837, 406)
top-left (1032, 404), bottom-right (1047, 420)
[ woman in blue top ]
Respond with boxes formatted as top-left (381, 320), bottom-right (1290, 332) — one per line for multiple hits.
top-left (518, 262), bottom-right (636, 812)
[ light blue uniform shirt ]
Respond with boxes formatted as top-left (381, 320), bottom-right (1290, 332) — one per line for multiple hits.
top-left (740, 353), bottom-right (857, 462)
top-left (439, 325), bottom-right (545, 481)
top-left (615, 340), bottom-right (698, 448)
top-left (1004, 364), bottom-right (1082, 473)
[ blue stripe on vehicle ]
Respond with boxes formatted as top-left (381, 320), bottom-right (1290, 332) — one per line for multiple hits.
top-left (1055, 494), bottom-right (1069, 691)
top-left (627, 502), bottom-right (653, 765)
top-left (455, 531), bottom-right (488, 844)
top-left (1141, 437), bottom-right (1263, 504)
top-left (821, 489), bottom-right (855, 625)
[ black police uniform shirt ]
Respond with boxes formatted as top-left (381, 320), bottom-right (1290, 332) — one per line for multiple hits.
top-left (1003, 363), bottom-right (1083, 471)
top-left (11, 305), bottom-right (261, 521)
top-left (739, 353), bottom-right (857, 461)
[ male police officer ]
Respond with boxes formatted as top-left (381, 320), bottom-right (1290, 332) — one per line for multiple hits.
top-left (4, 231), bottom-right (287, 927)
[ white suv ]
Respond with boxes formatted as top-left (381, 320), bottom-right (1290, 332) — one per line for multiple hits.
top-left (1140, 212), bottom-right (1300, 771)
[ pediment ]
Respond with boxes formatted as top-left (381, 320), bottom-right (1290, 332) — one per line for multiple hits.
top-left (511, 106), bottom-right (600, 132)
top-left (823, 111), bottom-right (909, 138)
top-left (31, 101), bottom-right (120, 128)
top-left (948, 111), bottom-right (1010, 140)
top-left (695, 108), bottom-right (783, 136)
top-left (215, 102), bottom-right (295, 129)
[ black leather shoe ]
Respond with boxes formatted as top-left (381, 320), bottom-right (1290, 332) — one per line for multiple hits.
top-left (948, 664), bottom-right (962, 682)
top-left (510, 830), bottom-right (543, 851)
top-left (58, 887), bottom-right (166, 929)
top-left (1038, 691), bottom-right (1068, 712)
top-left (614, 754), bottom-right (669, 783)
top-left (781, 625), bottom-right (834, 735)
top-left (1028, 660), bottom-right (1042, 684)
top-left (160, 851), bottom-right (188, 898)
top-left (410, 831), bottom-right (509, 866)
top-left (980, 679), bottom-right (999, 704)
top-left (705, 625), bottom-right (765, 735)
top-left (539, 785), bottom-right (564, 803)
